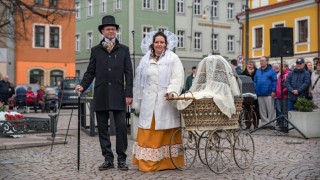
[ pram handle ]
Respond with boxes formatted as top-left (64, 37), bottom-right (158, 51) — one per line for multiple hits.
top-left (166, 97), bottom-right (195, 100)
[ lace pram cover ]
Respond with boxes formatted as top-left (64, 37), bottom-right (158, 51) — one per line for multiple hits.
top-left (177, 55), bottom-right (241, 118)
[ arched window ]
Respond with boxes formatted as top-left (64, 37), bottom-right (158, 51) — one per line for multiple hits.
top-left (50, 70), bottom-right (63, 86)
top-left (30, 69), bottom-right (44, 85)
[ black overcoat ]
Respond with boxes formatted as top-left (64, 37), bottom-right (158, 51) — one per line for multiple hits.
top-left (80, 39), bottom-right (133, 111)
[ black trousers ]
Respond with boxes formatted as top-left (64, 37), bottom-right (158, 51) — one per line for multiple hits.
top-left (95, 110), bottom-right (127, 162)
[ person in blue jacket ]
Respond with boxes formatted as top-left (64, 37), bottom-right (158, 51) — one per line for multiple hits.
top-left (254, 56), bottom-right (277, 127)
top-left (285, 58), bottom-right (311, 111)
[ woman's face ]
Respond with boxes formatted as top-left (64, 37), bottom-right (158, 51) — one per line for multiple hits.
top-left (153, 36), bottom-right (166, 55)
top-left (247, 63), bottom-right (253, 70)
top-left (317, 64), bottom-right (320, 71)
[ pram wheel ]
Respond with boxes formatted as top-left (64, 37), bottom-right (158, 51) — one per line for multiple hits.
top-left (197, 131), bottom-right (209, 165)
top-left (169, 128), bottom-right (197, 170)
top-left (233, 131), bottom-right (255, 169)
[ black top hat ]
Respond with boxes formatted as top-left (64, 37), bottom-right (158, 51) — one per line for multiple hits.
top-left (98, 15), bottom-right (119, 33)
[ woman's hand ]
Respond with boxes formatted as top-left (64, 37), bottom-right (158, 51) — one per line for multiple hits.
top-left (164, 93), bottom-right (174, 100)
top-left (75, 85), bottom-right (83, 95)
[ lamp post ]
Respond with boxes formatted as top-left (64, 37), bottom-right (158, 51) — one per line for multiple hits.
top-left (202, 5), bottom-right (214, 55)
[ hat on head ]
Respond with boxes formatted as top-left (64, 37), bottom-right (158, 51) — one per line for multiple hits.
top-left (296, 58), bottom-right (305, 64)
top-left (98, 15), bottom-right (119, 34)
top-left (40, 86), bottom-right (45, 90)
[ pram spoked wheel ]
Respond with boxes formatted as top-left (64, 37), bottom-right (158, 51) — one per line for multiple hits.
top-left (205, 129), bottom-right (232, 174)
top-left (233, 131), bottom-right (255, 169)
top-left (169, 128), bottom-right (197, 170)
top-left (197, 131), bottom-right (209, 165)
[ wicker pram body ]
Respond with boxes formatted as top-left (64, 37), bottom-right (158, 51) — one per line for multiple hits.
top-left (180, 97), bottom-right (243, 131)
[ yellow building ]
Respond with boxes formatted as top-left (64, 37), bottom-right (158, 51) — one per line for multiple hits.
top-left (238, 0), bottom-right (320, 67)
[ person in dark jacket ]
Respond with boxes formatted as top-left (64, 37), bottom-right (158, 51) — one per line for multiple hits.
top-left (0, 75), bottom-right (13, 105)
top-left (285, 58), bottom-right (311, 111)
top-left (75, 15), bottom-right (133, 171)
top-left (242, 60), bottom-right (260, 126)
top-left (254, 56), bottom-right (277, 127)
top-left (184, 66), bottom-right (196, 91)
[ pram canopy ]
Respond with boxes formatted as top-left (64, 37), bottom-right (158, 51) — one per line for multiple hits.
top-left (177, 55), bottom-right (241, 118)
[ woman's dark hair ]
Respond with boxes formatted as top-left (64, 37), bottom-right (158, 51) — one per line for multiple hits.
top-left (149, 31), bottom-right (168, 58)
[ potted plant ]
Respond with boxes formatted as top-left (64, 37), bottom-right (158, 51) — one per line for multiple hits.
top-left (289, 98), bottom-right (320, 138)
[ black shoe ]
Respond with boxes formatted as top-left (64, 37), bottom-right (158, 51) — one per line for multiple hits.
top-left (117, 161), bottom-right (129, 171)
top-left (99, 161), bottom-right (114, 171)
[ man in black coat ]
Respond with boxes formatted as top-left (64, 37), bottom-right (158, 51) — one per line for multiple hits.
top-left (75, 15), bottom-right (133, 171)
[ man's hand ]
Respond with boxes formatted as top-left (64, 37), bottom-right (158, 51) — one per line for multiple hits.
top-left (271, 92), bottom-right (276, 98)
top-left (75, 85), bottom-right (84, 95)
top-left (126, 97), bottom-right (133, 105)
top-left (292, 90), bottom-right (299, 95)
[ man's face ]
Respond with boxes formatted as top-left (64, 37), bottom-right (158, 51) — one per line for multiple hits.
top-left (192, 69), bottom-right (196, 74)
top-left (259, 57), bottom-right (268, 68)
top-left (296, 63), bottom-right (304, 69)
top-left (101, 26), bottom-right (117, 40)
top-left (4, 76), bottom-right (8, 82)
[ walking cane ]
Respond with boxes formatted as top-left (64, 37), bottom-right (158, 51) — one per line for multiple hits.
top-left (77, 94), bottom-right (81, 170)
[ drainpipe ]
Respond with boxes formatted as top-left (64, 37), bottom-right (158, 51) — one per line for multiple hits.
top-left (317, 0), bottom-right (320, 57)
top-left (245, 0), bottom-right (249, 64)
top-left (189, 2), bottom-right (194, 51)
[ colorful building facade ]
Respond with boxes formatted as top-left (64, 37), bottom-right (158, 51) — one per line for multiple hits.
top-left (238, 0), bottom-right (320, 66)
top-left (14, 0), bottom-right (75, 86)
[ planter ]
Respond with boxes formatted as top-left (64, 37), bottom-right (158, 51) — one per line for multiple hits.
top-left (288, 111), bottom-right (320, 138)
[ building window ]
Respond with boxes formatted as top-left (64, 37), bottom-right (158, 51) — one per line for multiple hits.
top-left (100, 0), bottom-right (107, 14)
top-left (116, 27), bottom-right (122, 42)
top-left (298, 19), bottom-right (308, 43)
top-left (34, 24), bottom-right (61, 48)
top-left (87, 0), bottom-right (93, 17)
top-left (75, 1), bottom-right (80, 19)
top-left (176, 0), bottom-right (184, 13)
top-left (227, 3), bottom-right (234, 19)
top-left (212, 1), bottom-right (218, 17)
top-left (49, 0), bottom-right (58, 7)
top-left (50, 27), bottom-right (59, 48)
top-left (255, 27), bottom-right (263, 48)
top-left (35, 25), bottom-right (45, 47)
top-left (158, 27), bottom-right (167, 32)
top-left (227, 35), bottom-right (234, 52)
top-left (142, 26), bottom-right (152, 38)
top-left (75, 70), bottom-right (80, 78)
top-left (87, 32), bottom-right (93, 50)
top-left (50, 70), bottom-right (63, 86)
top-left (158, 0), bottom-right (167, 11)
top-left (194, 32), bottom-right (201, 50)
top-left (75, 34), bottom-right (80, 52)
top-left (212, 34), bottom-right (218, 51)
top-left (30, 69), bottom-right (44, 85)
top-left (143, 0), bottom-right (152, 9)
top-left (177, 30), bottom-right (185, 48)
top-left (115, 0), bottom-right (122, 11)
top-left (194, 0), bottom-right (201, 15)
top-left (35, 0), bottom-right (44, 5)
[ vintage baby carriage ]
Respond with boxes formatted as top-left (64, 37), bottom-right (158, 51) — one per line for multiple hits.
top-left (44, 87), bottom-right (58, 113)
top-left (167, 55), bottom-right (255, 174)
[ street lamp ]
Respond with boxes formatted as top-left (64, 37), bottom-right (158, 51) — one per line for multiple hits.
top-left (202, 5), bottom-right (214, 55)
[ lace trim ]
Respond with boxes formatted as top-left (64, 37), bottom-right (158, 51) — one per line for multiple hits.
top-left (132, 142), bottom-right (182, 162)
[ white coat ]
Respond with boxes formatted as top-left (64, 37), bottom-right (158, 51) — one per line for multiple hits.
top-left (132, 50), bottom-right (184, 130)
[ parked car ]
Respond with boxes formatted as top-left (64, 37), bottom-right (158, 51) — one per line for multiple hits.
top-left (58, 77), bottom-right (87, 108)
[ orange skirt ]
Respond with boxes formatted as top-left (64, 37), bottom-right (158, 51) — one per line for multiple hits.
top-left (132, 115), bottom-right (184, 172)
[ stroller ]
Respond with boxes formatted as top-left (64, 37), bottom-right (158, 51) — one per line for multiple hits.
top-left (44, 87), bottom-right (58, 113)
top-left (15, 87), bottom-right (27, 112)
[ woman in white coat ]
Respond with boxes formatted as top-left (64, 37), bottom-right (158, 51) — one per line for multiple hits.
top-left (132, 31), bottom-right (185, 171)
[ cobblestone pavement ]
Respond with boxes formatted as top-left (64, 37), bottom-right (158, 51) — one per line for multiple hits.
top-left (0, 109), bottom-right (319, 180)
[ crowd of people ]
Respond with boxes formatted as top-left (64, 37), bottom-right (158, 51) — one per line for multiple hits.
top-left (240, 56), bottom-right (320, 130)
top-left (0, 75), bottom-right (47, 113)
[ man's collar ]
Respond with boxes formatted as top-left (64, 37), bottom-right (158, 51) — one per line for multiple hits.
top-left (104, 38), bottom-right (116, 43)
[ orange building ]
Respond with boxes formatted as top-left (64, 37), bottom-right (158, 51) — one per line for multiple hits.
top-left (14, 0), bottom-right (75, 86)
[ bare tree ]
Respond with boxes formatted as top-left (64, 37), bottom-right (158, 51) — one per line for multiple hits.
top-left (0, 0), bottom-right (74, 44)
